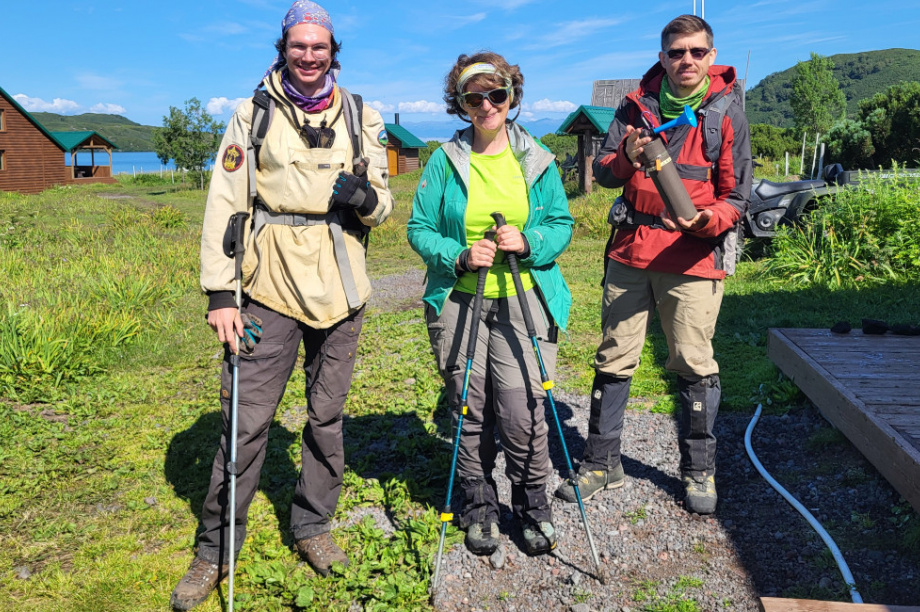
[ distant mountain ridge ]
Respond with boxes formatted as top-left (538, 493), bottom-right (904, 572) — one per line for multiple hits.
top-left (31, 112), bottom-right (158, 152)
top-left (745, 48), bottom-right (920, 127)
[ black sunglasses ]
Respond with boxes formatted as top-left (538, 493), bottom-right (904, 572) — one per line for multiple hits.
top-left (666, 47), bottom-right (711, 60)
top-left (461, 87), bottom-right (511, 109)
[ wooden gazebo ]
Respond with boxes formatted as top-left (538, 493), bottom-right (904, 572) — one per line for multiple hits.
top-left (555, 105), bottom-right (616, 194)
top-left (53, 131), bottom-right (117, 182)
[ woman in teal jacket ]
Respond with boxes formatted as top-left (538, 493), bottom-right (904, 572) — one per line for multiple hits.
top-left (407, 51), bottom-right (573, 557)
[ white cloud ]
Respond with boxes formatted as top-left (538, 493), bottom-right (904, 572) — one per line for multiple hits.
top-left (527, 99), bottom-right (577, 113)
top-left (13, 94), bottom-right (81, 114)
top-left (90, 103), bottom-right (127, 114)
top-left (368, 100), bottom-right (395, 112)
top-left (448, 12), bottom-right (487, 28)
top-left (533, 18), bottom-right (623, 49)
top-left (398, 100), bottom-right (444, 114)
top-left (207, 97), bottom-right (248, 115)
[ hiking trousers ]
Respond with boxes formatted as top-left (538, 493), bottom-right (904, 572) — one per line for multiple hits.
top-left (197, 300), bottom-right (363, 565)
top-left (584, 260), bottom-right (723, 475)
top-left (426, 289), bottom-right (557, 524)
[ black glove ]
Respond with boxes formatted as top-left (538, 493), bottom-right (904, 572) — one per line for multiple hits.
top-left (238, 313), bottom-right (263, 354)
top-left (332, 171), bottom-right (378, 216)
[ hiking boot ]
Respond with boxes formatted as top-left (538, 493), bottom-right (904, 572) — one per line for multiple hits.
top-left (169, 557), bottom-right (228, 611)
top-left (465, 521), bottom-right (500, 555)
top-left (683, 474), bottom-right (718, 514)
top-left (522, 520), bottom-right (557, 556)
top-left (554, 463), bottom-right (625, 503)
top-left (295, 532), bottom-right (349, 576)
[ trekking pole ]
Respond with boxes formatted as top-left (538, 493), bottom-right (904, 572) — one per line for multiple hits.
top-left (431, 230), bottom-right (495, 596)
top-left (223, 211), bottom-right (249, 610)
top-left (490, 212), bottom-right (605, 582)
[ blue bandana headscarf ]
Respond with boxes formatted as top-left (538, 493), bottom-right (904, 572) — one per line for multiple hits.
top-left (262, 0), bottom-right (338, 102)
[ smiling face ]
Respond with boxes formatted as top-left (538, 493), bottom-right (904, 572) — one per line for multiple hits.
top-left (659, 30), bottom-right (716, 98)
top-left (463, 80), bottom-right (511, 140)
top-left (284, 23), bottom-right (333, 97)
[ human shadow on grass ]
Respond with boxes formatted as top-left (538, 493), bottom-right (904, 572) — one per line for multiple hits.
top-left (164, 409), bottom-right (300, 552)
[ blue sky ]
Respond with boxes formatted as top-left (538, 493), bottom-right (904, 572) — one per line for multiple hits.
top-left (3, 0), bottom-right (918, 140)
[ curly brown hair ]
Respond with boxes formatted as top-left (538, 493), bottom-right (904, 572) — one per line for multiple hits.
top-left (443, 51), bottom-right (524, 123)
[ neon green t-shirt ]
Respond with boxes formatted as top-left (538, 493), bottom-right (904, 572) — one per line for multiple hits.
top-left (455, 144), bottom-right (535, 298)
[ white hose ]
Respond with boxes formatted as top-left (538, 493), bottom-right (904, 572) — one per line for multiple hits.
top-left (744, 404), bottom-right (863, 604)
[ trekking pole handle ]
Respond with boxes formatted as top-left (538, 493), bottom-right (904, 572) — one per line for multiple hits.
top-left (490, 212), bottom-right (537, 338)
top-left (465, 229), bottom-right (496, 361)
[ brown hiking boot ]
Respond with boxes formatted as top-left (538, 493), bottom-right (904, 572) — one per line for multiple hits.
top-left (170, 557), bottom-right (228, 611)
top-left (295, 532), bottom-right (349, 576)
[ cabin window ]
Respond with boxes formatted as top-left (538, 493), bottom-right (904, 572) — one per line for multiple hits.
top-left (0, 150), bottom-right (5, 171)
top-left (0, 109), bottom-right (4, 131)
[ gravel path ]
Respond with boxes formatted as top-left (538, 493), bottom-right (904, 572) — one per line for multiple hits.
top-left (367, 271), bottom-right (920, 611)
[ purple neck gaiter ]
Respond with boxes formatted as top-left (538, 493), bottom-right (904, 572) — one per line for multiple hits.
top-left (281, 68), bottom-right (336, 113)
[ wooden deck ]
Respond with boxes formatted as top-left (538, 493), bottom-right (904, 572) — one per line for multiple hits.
top-left (768, 328), bottom-right (920, 515)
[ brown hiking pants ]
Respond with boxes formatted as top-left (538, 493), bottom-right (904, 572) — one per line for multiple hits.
top-left (196, 300), bottom-right (363, 565)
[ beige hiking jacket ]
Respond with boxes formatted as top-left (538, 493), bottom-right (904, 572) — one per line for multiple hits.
top-left (200, 72), bottom-right (393, 328)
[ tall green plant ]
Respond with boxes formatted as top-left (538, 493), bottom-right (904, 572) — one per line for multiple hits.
top-left (764, 168), bottom-right (919, 287)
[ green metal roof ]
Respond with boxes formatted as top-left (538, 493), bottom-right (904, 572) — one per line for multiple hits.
top-left (556, 105), bottom-right (617, 135)
top-left (51, 130), bottom-right (118, 151)
top-left (384, 123), bottom-right (426, 148)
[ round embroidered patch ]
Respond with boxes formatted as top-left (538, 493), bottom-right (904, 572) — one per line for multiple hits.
top-left (377, 129), bottom-right (389, 147)
top-left (222, 144), bottom-right (244, 172)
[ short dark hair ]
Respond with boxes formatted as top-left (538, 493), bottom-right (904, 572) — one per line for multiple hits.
top-left (443, 51), bottom-right (524, 122)
top-left (274, 32), bottom-right (342, 64)
top-left (661, 15), bottom-right (713, 50)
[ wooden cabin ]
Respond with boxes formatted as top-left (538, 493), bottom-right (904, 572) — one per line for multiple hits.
top-left (383, 122), bottom-right (426, 176)
top-left (0, 85), bottom-right (117, 194)
top-left (555, 105), bottom-right (617, 194)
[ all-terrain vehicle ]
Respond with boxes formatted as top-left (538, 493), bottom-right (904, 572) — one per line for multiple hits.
top-left (741, 164), bottom-right (920, 240)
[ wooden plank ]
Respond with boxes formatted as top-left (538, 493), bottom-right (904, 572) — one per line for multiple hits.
top-left (760, 597), bottom-right (920, 611)
top-left (768, 328), bottom-right (920, 515)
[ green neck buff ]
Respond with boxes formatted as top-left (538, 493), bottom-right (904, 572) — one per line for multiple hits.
top-left (660, 76), bottom-right (709, 119)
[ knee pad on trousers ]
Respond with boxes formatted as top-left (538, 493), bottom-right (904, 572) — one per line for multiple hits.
top-left (677, 374), bottom-right (720, 476)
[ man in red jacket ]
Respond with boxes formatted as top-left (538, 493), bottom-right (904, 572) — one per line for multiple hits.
top-left (556, 14), bottom-right (751, 514)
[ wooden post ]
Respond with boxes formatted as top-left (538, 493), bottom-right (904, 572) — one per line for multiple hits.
top-left (579, 130), bottom-right (593, 194)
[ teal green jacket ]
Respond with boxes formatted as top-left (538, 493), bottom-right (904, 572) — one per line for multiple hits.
top-left (407, 123), bottom-right (574, 330)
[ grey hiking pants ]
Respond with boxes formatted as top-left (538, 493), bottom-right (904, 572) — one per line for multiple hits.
top-left (426, 289), bottom-right (557, 524)
top-left (197, 300), bottom-right (363, 565)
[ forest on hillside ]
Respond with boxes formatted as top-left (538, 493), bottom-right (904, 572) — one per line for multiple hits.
top-left (745, 48), bottom-right (920, 127)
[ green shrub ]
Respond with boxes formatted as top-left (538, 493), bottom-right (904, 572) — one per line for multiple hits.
top-left (764, 168), bottom-right (920, 287)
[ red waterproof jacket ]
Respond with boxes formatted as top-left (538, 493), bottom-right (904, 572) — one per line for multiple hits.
top-left (593, 63), bottom-right (752, 279)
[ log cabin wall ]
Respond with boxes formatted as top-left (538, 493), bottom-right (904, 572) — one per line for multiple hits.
top-left (0, 95), bottom-right (68, 194)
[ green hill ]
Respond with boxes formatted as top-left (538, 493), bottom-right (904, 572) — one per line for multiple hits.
top-left (746, 48), bottom-right (920, 127)
top-left (31, 112), bottom-right (158, 152)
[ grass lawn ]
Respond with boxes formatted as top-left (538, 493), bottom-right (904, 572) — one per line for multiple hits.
top-left (0, 170), bottom-right (917, 610)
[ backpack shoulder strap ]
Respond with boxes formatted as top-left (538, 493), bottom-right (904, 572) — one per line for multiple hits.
top-left (698, 88), bottom-right (735, 164)
top-left (338, 86), bottom-right (368, 177)
top-left (248, 89), bottom-right (274, 200)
